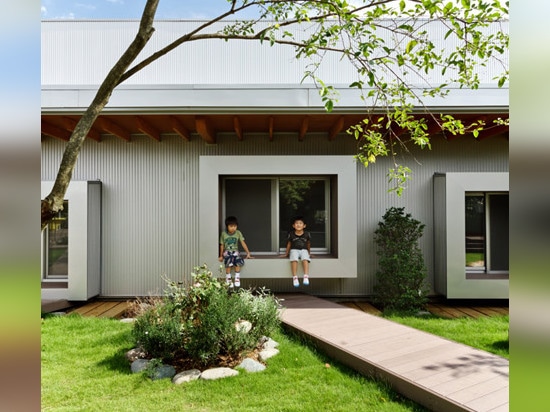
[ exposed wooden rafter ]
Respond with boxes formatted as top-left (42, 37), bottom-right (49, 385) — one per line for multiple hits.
top-left (195, 116), bottom-right (216, 144)
top-left (169, 116), bottom-right (191, 141)
top-left (61, 116), bottom-right (102, 142)
top-left (474, 124), bottom-right (509, 140)
top-left (268, 116), bottom-right (274, 141)
top-left (328, 116), bottom-right (345, 141)
top-left (42, 120), bottom-right (71, 141)
top-left (136, 116), bottom-right (161, 141)
top-left (96, 117), bottom-right (131, 141)
top-left (233, 116), bottom-right (243, 141)
top-left (299, 116), bottom-right (309, 141)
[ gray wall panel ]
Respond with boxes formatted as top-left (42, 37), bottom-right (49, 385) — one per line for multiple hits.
top-left (41, 133), bottom-right (507, 297)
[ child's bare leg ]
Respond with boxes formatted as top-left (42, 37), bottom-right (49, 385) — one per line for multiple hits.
top-left (302, 260), bottom-right (310, 285)
top-left (291, 261), bottom-right (298, 277)
top-left (291, 261), bottom-right (299, 287)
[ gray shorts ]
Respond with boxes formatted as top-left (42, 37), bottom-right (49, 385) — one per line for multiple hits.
top-left (289, 249), bottom-right (310, 262)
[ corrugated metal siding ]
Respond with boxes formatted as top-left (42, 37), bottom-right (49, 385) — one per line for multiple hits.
top-left (41, 133), bottom-right (508, 297)
top-left (41, 20), bottom-right (508, 87)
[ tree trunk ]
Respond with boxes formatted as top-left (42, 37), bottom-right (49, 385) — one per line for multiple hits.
top-left (40, 0), bottom-right (159, 230)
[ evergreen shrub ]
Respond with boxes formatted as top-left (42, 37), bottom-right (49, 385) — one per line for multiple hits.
top-left (373, 207), bottom-right (429, 313)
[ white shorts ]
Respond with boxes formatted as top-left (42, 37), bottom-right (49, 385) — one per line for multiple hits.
top-left (289, 249), bottom-right (310, 262)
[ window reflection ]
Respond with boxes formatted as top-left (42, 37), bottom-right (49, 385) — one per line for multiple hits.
top-left (45, 200), bottom-right (69, 278)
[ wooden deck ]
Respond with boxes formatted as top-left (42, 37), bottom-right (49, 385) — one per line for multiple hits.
top-left (278, 294), bottom-right (508, 412)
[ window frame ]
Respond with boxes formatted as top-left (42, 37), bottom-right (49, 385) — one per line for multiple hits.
top-left (433, 172), bottom-right (508, 299)
top-left (221, 175), bottom-right (332, 255)
top-left (465, 191), bottom-right (509, 276)
top-left (199, 156), bottom-right (358, 279)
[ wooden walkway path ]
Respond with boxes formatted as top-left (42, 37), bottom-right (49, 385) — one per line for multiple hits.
top-left (278, 294), bottom-right (508, 412)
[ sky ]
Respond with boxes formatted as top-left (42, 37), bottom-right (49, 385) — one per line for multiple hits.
top-left (40, 0), bottom-right (261, 20)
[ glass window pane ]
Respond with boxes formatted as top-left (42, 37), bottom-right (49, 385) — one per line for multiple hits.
top-left (489, 194), bottom-right (509, 271)
top-left (47, 200), bottom-right (69, 278)
top-left (279, 179), bottom-right (327, 250)
top-left (465, 195), bottom-right (485, 269)
top-left (224, 179), bottom-right (273, 252)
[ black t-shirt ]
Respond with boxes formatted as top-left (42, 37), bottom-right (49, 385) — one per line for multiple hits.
top-left (287, 231), bottom-right (311, 250)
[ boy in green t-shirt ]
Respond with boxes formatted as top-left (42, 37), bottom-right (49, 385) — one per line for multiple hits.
top-left (219, 216), bottom-right (252, 287)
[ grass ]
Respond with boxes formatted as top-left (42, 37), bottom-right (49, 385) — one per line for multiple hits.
top-left (41, 314), bottom-right (426, 412)
top-left (384, 313), bottom-right (509, 359)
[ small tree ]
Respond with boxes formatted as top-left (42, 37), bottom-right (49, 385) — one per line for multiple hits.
top-left (373, 207), bottom-right (428, 313)
top-left (41, 0), bottom-right (509, 228)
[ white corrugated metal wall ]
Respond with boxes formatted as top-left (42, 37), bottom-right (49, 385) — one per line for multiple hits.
top-left (41, 20), bottom-right (508, 87)
top-left (41, 132), bottom-right (508, 297)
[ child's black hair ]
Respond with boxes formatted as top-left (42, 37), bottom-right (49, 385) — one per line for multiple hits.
top-left (292, 215), bottom-right (306, 225)
top-left (225, 216), bottom-right (239, 227)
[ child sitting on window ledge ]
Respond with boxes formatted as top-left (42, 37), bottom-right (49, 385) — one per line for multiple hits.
top-left (283, 216), bottom-right (311, 287)
top-left (219, 216), bottom-right (251, 288)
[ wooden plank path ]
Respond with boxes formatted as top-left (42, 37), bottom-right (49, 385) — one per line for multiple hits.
top-left (67, 300), bottom-right (131, 318)
top-left (277, 294), bottom-right (509, 412)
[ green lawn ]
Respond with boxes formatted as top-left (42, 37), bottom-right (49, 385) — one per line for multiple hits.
top-left (41, 314), bottom-right (426, 411)
top-left (385, 313), bottom-right (509, 359)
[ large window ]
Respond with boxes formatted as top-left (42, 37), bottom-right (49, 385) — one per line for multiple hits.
top-left (222, 176), bottom-right (334, 255)
top-left (465, 192), bottom-right (509, 275)
top-left (42, 200), bottom-right (69, 279)
top-left (199, 156), bottom-right (357, 279)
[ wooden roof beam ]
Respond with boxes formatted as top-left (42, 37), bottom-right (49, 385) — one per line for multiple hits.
top-left (474, 124), bottom-right (509, 140)
top-left (328, 116), bottom-right (345, 141)
top-left (195, 116), bottom-right (216, 144)
top-left (268, 116), bottom-right (274, 141)
top-left (42, 120), bottom-right (71, 141)
top-left (136, 116), bottom-right (161, 141)
top-left (299, 116), bottom-right (309, 141)
top-left (169, 116), bottom-right (191, 141)
top-left (61, 116), bottom-right (101, 142)
top-left (96, 117), bottom-right (131, 142)
top-left (233, 116), bottom-right (243, 141)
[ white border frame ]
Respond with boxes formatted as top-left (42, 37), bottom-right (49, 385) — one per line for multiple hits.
top-left (199, 156), bottom-right (358, 278)
top-left (444, 173), bottom-right (509, 298)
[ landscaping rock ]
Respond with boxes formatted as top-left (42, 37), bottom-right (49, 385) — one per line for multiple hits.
top-left (131, 359), bottom-right (150, 373)
top-left (172, 369), bottom-right (201, 384)
top-left (262, 338), bottom-right (279, 350)
top-left (200, 367), bottom-right (239, 380)
top-left (236, 358), bottom-right (266, 373)
top-left (120, 318), bottom-right (135, 324)
top-left (235, 320), bottom-right (252, 333)
top-left (125, 347), bottom-right (147, 362)
top-left (258, 348), bottom-right (279, 362)
top-left (150, 365), bottom-right (176, 381)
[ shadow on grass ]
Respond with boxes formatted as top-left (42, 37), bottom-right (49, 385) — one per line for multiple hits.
top-left (492, 339), bottom-right (509, 353)
top-left (96, 347), bottom-right (135, 375)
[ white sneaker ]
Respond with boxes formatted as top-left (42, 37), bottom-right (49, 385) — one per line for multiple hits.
top-left (303, 275), bottom-right (309, 286)
top-left (234, 277), bottom-right (240, 288)
top-left (293, 276), bottom-right (299, 287)
top-left (226, 275), bottom-right (232, 286)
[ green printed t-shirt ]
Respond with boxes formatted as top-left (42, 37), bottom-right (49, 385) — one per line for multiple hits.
top-left (220, 230), bottom-right (244, 252)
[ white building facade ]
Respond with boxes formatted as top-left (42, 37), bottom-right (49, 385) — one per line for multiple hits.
top-left (41, 20), bottom-right (509, 300)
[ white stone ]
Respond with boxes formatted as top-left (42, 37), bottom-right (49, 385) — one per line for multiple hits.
top-left (262, 338), bottom-right (279, 350)
top-left (258, 348), bottom-right (280, 362)
top-left (200, 367), bottom-right (239, 380)
top-left (235, 320), bottom-right (252, 333)
top-left (125, 347), bottom-right (147, 362)
top-left (120, 318), bottom-right (135, 323)
top-left (236, 358), bottom-right (266, 373)
top-left (172, 369), bottom-right (202, 384)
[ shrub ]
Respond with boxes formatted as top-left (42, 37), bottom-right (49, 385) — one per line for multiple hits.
top-left (132, 264), bottom-right (281, 366)
top-left (373, 207), bottom-right (429, 313)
